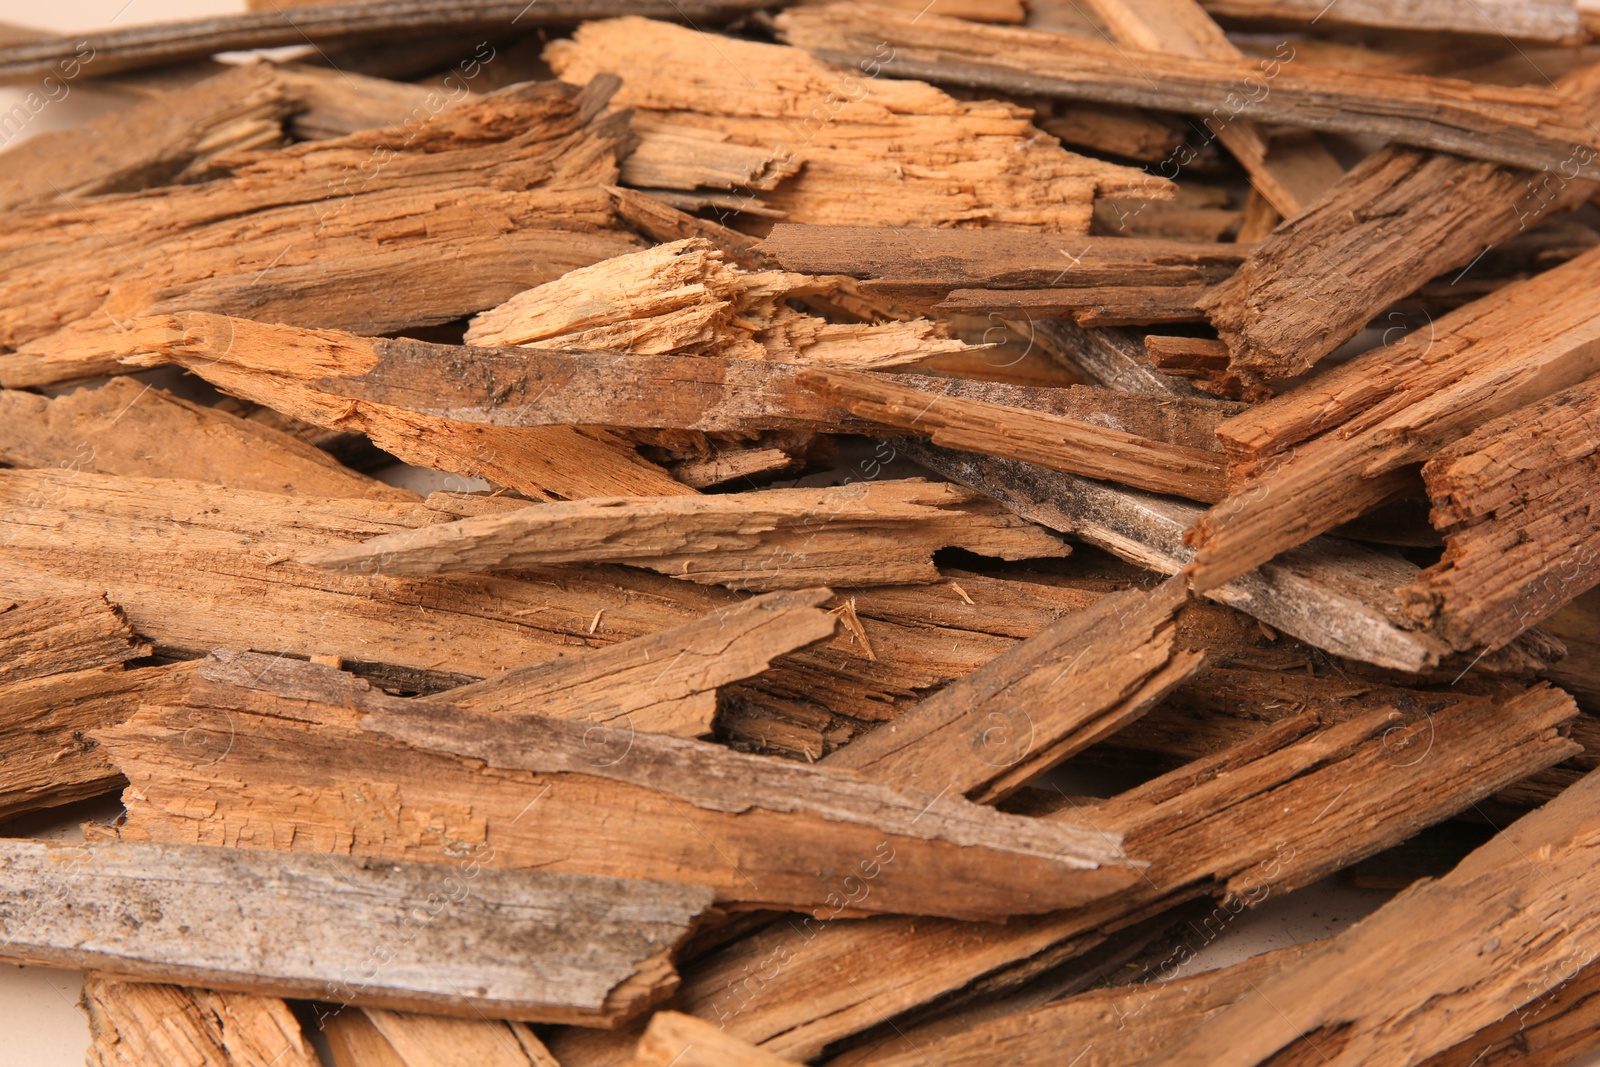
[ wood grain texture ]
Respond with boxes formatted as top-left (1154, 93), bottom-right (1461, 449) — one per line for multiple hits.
top-left (1419, 957), bottom-right (1600, 1067)
top-left (847, 942), bottom-right (1314, 1067)
top-left (546, 17), bottom-right (1170, 232)
top-left (1145, 766), bottom-right (1600, 1066)
top-left (304, 480), bottom-right (1070, 589)
top-left (0, 838), bottom-right (712, 1023)
top-left (444, 588), bottom-right (839, 737)
top-left (1200, 63), bottom-right (1600, 390)
top-left (755, 226), bottom-right (1243, 300)
top-left (0, 595), bottom-right (144, 685)
top-left (77, 313), bottom-right (1230, 446)
top-left (0, 378), bottom-right (407, 500)
top-left (903, 442), bottom-right (1458, 672)
top-left (1198, 0), bottom-right (1582, 42)
top-left (636, 1012), bottom-right (797, 1067)
top-left (0, 466), bottom-right (1165, 752)
top-left (464, 238), bottom-right (971, 371)
top-left (776, 4), bottom-right (1600, 174)
top-left (551, 682), bottom-right (1578, 1062)
top-left (354, 1010), bottom-right (561, 1067)
top-left (1187, 245), bottom-right (1600, 591)
top-left (798, 369), bottom-right (1229, 502)
top-left (1399, 374), bottom-right (1600, 650)
top-left (1079, 0), bottom-right (1342, 215)
top-left (0, 62), bottom-right (291, 210)
top-left (934, 285), bottom-right (1212, 326)
top-left (0, 78), bottom-right (640, 389)
top-left (0, 660), bottom-right (192, 822)
top-left (83, 974), bottom-right (322, 1067)
top-left (101, 651), bottom-right (1140, 920)
top-left (823, 577), bottom-right (1200, 802)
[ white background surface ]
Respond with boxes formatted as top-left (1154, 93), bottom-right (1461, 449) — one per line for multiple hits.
top-left (0, 3), bottom-right (1595, 1065)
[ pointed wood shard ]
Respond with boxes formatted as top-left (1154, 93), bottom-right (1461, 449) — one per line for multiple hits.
top-left (0, 838), bottom-right (713, 1023)
top-left (798, 368), bottom-right (1229, 502)
top-left (824, 577), bottom-right (1202, 803)
top-left (304, 480), bottom-right (1069, 590)
top-left (776, 4), bottom-right (1600, 174)
top-left (1197, 64), bottom-right (1600, 391)
top-left (443, 588), bottom-right (840, 737)
top-left (0, 378), bottom-right (408, 500)
top-left (100, 651), bottom-right (1140, 920)
top-left (465, 238), bottom-right (973, 371)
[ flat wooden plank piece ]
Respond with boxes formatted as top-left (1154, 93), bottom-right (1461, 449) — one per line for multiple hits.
top-left (0, 838), bottom-right (713, 1023)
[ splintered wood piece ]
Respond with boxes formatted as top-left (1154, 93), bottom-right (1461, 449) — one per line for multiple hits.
top-left (302, 480), bottom-right (1070, 589)
top-left (1187, 245), bottom-right (1600, 592)
top-left (102, 651), bottom-right (1140, 920)
top-left (823, 577), bottom-right (1200, 803)
top-left (0, 1), bottom-right (779, 84)
top-left (1398, 375), bottom-right (1600, 650)
top-left (623, 118), bottom-right (804, 196)
top-left (1201, 65), bottom-right (1600, 390)
top-left (0, 595), bottom-right (145, 685)
top-left (0, 594), bottom-right (184, 821)
top-left (1029, 318), bottom-right (1207, 398)
top-left (442, 588), bottom-right (840, 737)
top-left (0, 467), bottom-right (1123, 739)
top-left (671, 448), bottom-right (798, 490)
top-left (635, 1012), bottom-right (797, 1067)
top-left (849, 942), bottom-right (1316, 1067)
top-left (1198, 0), bottom-right (1582, 42)
top-left (0, 660), bottom-right (192, 822)
top-left (82, 313), bottom-right (1222, 445)
top-left (0, 62), bottom-right (292, 211)
top-left (776, 5), bottom-right (1600, 174)
top-left (551, 683), bottom-right (1577, 1062)
top-left (333, 1009), bottom-right (561, 1067)
top-left (1078, 0), bottom-right (1342, 215)
top-left (0, 78), bottom-right (640, 389)
top-left (0, 838), bottom-right (711, 1023)
top-left (607, 186), bottom-right (768, 269)
top-left (798, 368), bottom-right (1229, 502)
top-left (83, 974), bottom-right (321, 1067)
top-left (1419, 958), bottom-right (1600, 1067)
top-left (0, 379), bottom-right (409, 500)
top-left (465, 239), bottom-right (973, 371)
top-left (546, 18), bottom-right (1171, 232)
top-left (324, 1010), bottom-right (410, 1067)
top-left (1144, 767), bottom-right (1600, 1066)
top-left (933, 286), bottom-right (1212, 327)
top-left (56, 324), bottom-right (687, 502)
top-left (754, 226), bottom-right (1244, 299)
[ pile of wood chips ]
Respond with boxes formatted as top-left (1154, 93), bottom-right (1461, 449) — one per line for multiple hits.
top-left (5, 0), bottom-right (1600, 1063)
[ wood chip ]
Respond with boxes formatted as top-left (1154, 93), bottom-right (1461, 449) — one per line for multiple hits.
top-left (303, 480), bottom-right (1070, 589)
top-left (101, 650), bottom-right (1141, 920)
top-left (546, 17), bottom-right (1171, 231)
top-left (777, 4), bottom-right (1600, 173)
top-left (84, 974), bottom-right (321, 1067)
top-left (0, 838), bottom-right (712, 1022)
